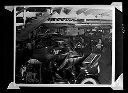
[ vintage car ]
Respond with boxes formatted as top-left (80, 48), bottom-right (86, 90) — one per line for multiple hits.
top-left (19, 33), bottom-right (101, 84)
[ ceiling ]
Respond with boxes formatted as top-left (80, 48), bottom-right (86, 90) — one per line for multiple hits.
top-left (16, 6), bottom-right (112, 19)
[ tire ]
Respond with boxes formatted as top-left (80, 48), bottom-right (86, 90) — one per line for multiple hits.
top-left (81, 78), bottom-right (98, 84)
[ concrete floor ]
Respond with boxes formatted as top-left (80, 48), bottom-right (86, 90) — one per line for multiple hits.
top-left (98, 45), bottom-right (112, 84)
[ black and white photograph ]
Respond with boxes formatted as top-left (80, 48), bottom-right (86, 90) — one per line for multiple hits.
top-left (14, 5), bottom-right (115, 86)
top-left (0, 0), bottom-right (124, 90)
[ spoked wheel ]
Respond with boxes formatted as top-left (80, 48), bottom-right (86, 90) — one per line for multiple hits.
top-left (81, 78), bottom-right (98, 84)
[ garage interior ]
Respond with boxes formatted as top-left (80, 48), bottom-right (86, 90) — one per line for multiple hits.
top-left (15, 6), bottom-right (112, 84)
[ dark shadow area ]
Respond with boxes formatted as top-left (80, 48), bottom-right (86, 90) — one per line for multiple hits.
top-left (115, 8), bottom-right (123, 81)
